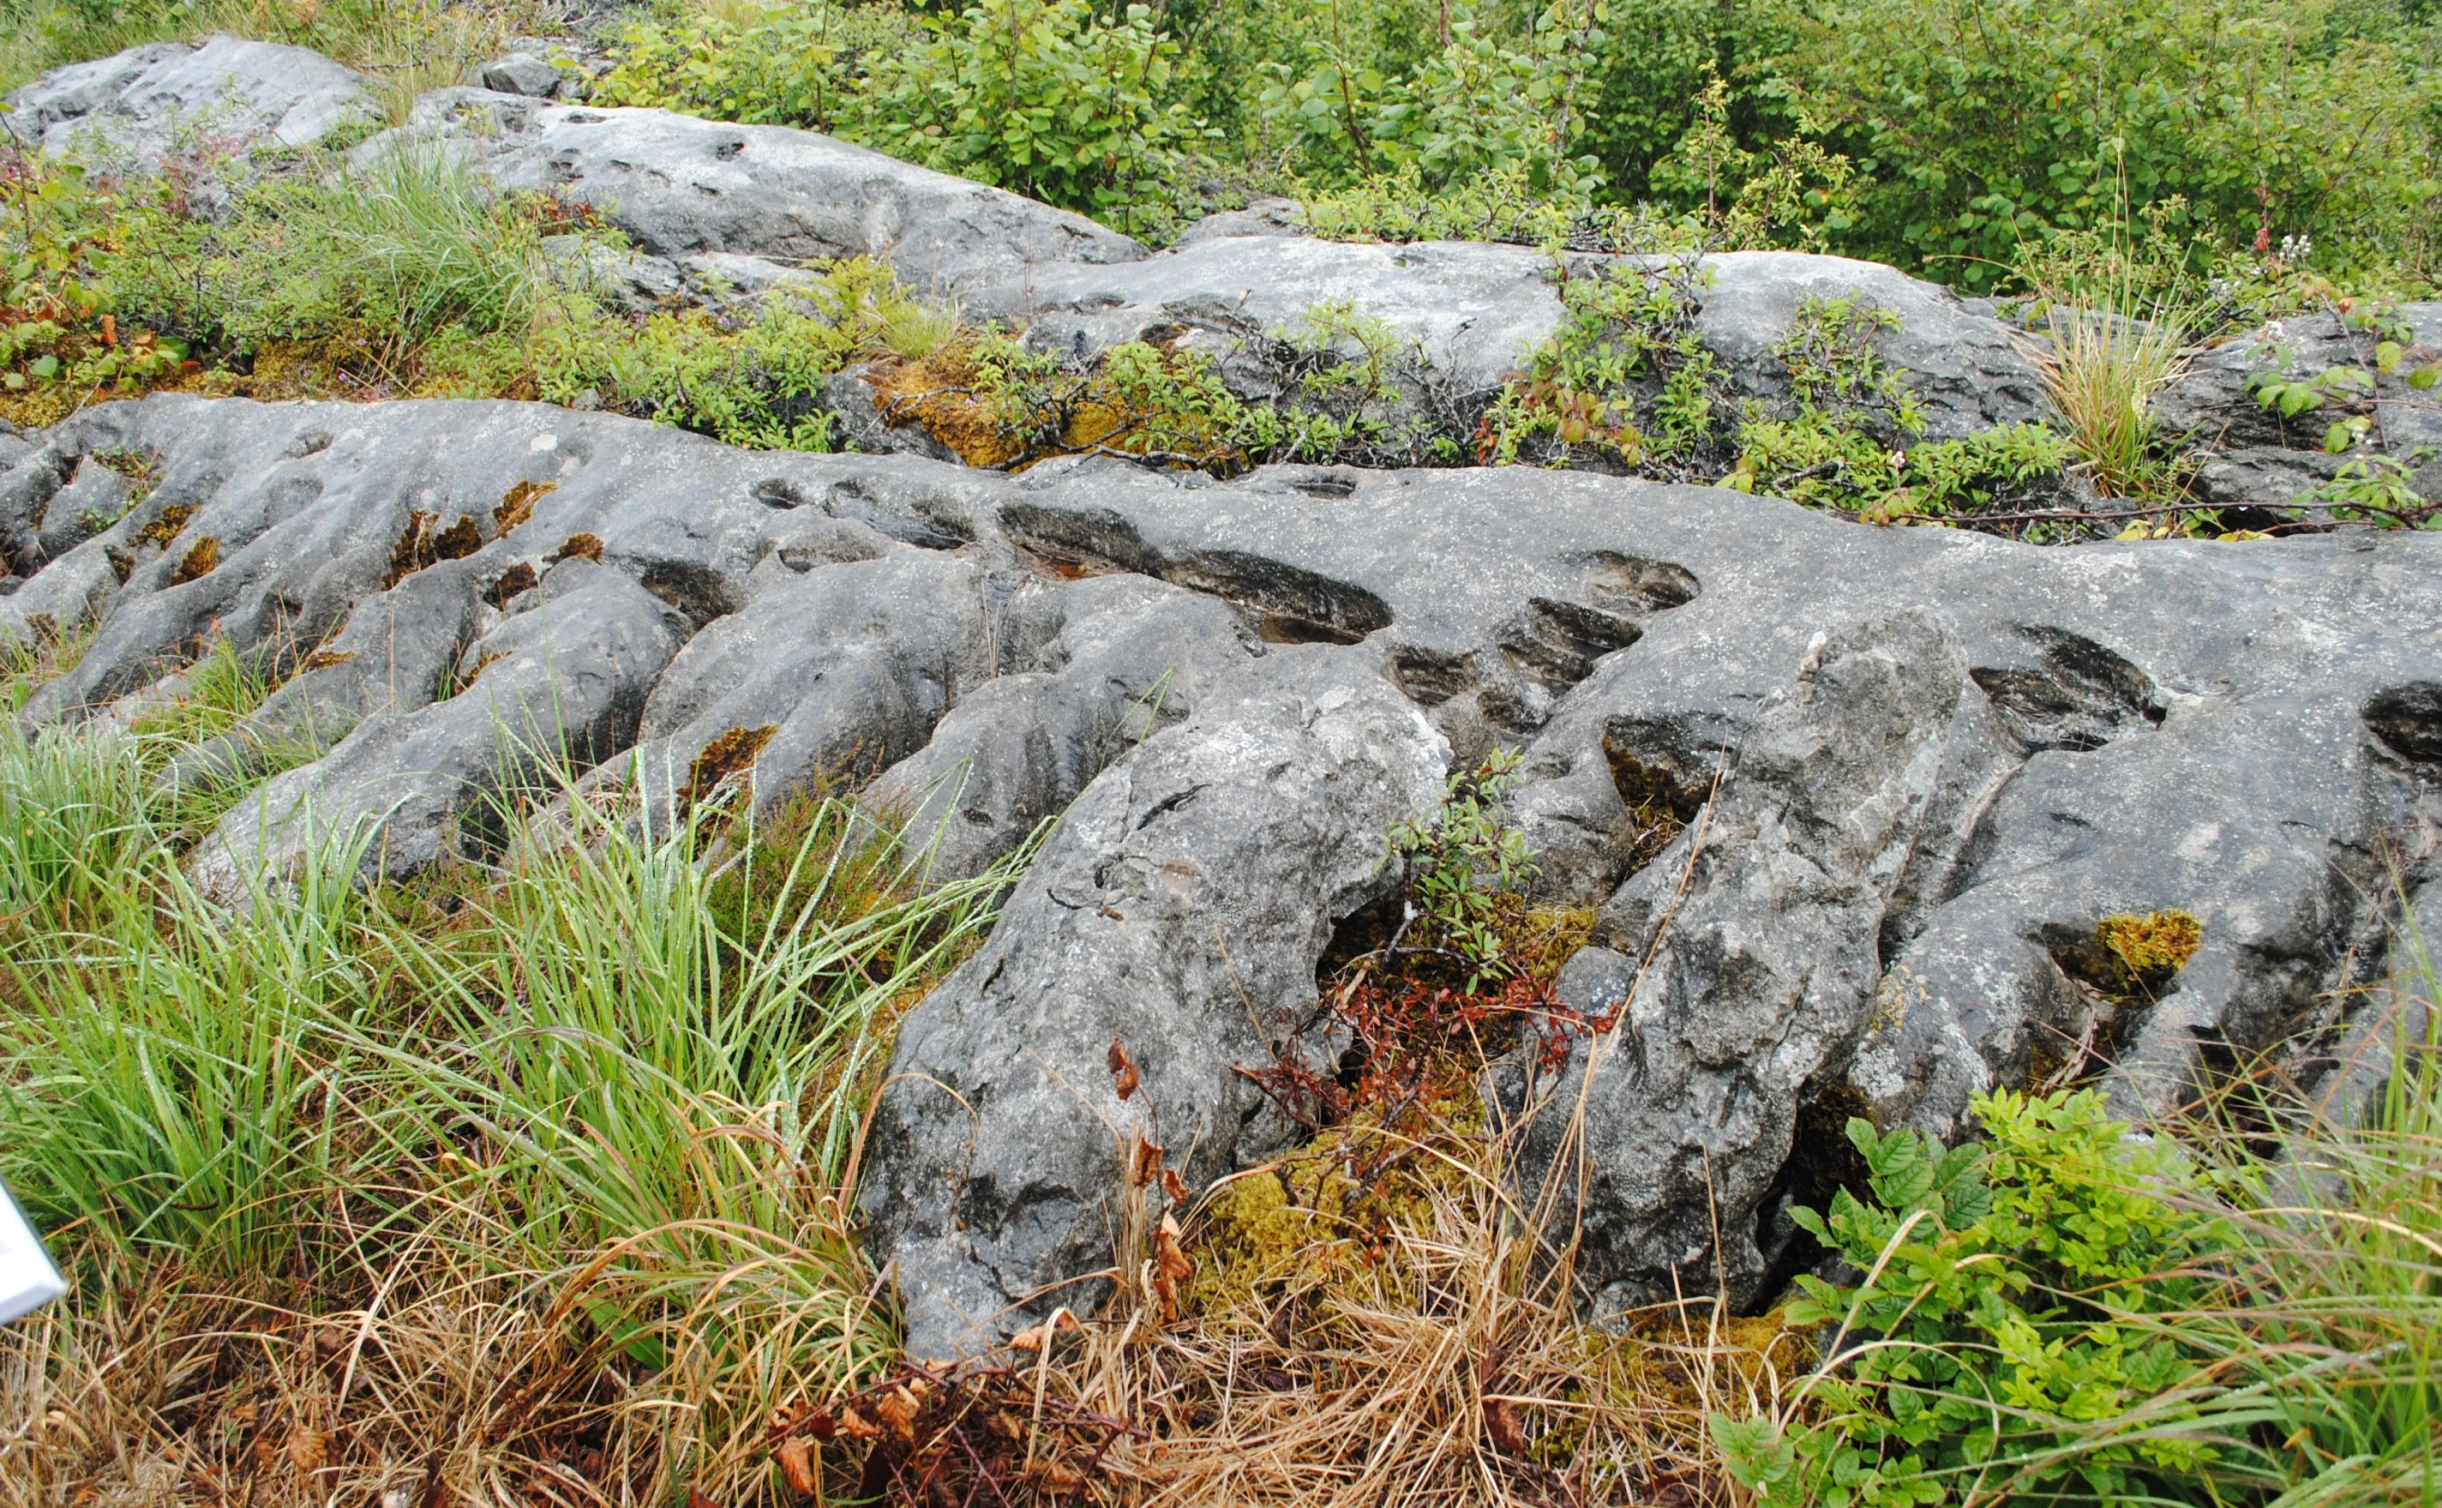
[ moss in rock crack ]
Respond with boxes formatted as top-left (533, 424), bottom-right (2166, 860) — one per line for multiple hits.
top-left (494, 480), bottom-right (556, 535)
top-left (169, 535), bottom-right (219, 585)
top-left (133, 503), bottom-right (197, 549)
top-left (384, 511), bottom-right (484, 588)
top-left (2099, 908), bottom-right (2205, 990)
top-left (686, 724), bottom-right (780, 811)
top-left (484, 562), bottom-right (539, 610)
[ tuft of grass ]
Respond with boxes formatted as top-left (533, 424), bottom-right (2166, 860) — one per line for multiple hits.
top-left (2029, 306), bottom-right (2193, 502)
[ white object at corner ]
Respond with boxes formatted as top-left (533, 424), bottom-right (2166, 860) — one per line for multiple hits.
top-left (0, 1177), bottom-right (65, 1324)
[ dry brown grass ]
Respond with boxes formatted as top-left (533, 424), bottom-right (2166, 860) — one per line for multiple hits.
top-left (757, 1108), bottom-right (1802, 1508)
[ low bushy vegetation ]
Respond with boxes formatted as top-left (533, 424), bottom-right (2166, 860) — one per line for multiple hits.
top-left (571, 0), bottom-right (2442, 294)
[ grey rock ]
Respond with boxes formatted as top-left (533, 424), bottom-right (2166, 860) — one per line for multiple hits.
top-left (3, 35), bottom-right (374, 185)
top-left (10, 390), bottom-right (2442, 1348)
top-left (969, 241), bottom-right (2057, 461)
top-left (869, 571), bottom-right (1261, 877)
top-left (968, 235), bottom-right (1566, 415)
top-left (2191, 446), bottom-right (2345, 513)
top-left (365, 90), bottom-right (1147, 294)
top-left (612, 548), bottom-right (992, 819)
top-left (159, 557), bottom-right (491, 794)
top-left (0, 440), bottom-right (75, 575)
top-left (2287, 878), bottom-right (2438, 1145)
top-left (191, 562), bottom-right (685, 898)
top-left (1172, 196), bottom-right (1304, 246)
top-left (1517, 614), bottom-right (1966, 1313)
top-left (472, 52), bottom-right (566, 98)
top-left (860, 647), bottom-right (1448, 1357)
top-left (37, 455), bottom-right (131, 561)
top-left (1693, 251), bottom-right (2053, 441)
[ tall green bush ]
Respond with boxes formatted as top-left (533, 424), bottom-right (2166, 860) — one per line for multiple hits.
top-left (1779, 0), bottom-right (2442, 287)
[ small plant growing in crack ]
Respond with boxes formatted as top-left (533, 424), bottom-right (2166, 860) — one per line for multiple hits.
top-left (1384, 749), bottom-right (1536, 992)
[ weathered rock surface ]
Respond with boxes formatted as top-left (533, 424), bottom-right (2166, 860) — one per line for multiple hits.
top-left (860, 647), bottom-right (1448, 1356)
top-left (191, 558), bottom-right (687, 900)
top-left (8, 389), bottom-right (2437, 1347)
top-left (365, 90), bottom-right (1148, 294)
top-left (1515, 613), bottom-right (1966, 1310)
top-left (2, 34), bottom-right (373, 181)
top-left (970, 242), bottom-right (2053, 445)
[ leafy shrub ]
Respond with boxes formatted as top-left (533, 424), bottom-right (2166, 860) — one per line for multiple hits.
top-left (1779, 0), bottom-right (2442, 289)
top-left (1385, 750), bottom-right (1535, 990)
top-left (861, 0), bottom-right (1208, 225)
top-left (0, 156), bottom-right (191, 417)
top-left (1715, 1089), bottom-right (2240, 1506)
top-left (1723, 294), bottom-right (2073, 520)
top-left (1481, 256), bottom-right (1724, 469)
top-left (591, 1), bottom-right (919, 133)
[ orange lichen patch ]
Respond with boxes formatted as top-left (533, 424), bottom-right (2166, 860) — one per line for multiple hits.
top-left (2099, 909), bottom-right (2203, 984)
top-left (300, 649), bottom-right (356, 672)
top-left (685, 723), bottom-right (779, 809)
top-left (494, 479), bottom-right (556, 534)
top-left (169, 535), bottom-right (220, 586)
top-left (864, 347), bottom-right (1026, 469)
top-left (548, 532), bottom-right (603, 564)
top-left (483, 561), bottom-right (538, 609)
top-left (134, 503), bottom-right (198, 548)
top-left (385, 510), bottom-right (485, 588)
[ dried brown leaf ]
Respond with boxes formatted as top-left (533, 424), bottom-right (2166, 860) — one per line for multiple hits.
top-left (1128, 1133), bottom-right (1166, 1190)
top-left (1107, 1037), bottom-right (1140, 1100)
top-left (872, 1385), bottom-right (921, 1446)
top-left (774, 1435), bottom-right (818, 1495)
top-left (1152, 1213), bottom-right (1192, 1323)
top-left (1483, 1395), bottom-right (1528, 1456)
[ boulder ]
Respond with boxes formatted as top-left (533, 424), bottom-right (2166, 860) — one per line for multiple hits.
top-left (1513, 613), bottom-right (1967, 1311)
top-left (362, 90), bottom-right (1148, 294)
top-left (470, 52), bottom-right (567, 99)
top-left (859, 647), bottom-right (1449, 1357)
top-left (2, 35), bottom-right (374, 188)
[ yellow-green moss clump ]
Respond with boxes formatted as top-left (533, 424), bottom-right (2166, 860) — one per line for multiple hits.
top-left (2099, 908), bottom-right (2204, 984)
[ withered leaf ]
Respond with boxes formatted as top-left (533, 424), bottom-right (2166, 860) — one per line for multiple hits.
top-left (1106, 1037), bottom-right (1140, 1100)
top-left (835, 1403), bottom-right (882, 1441)
top-left (1128, 1133), bottom-right (1166, 1190)
top-left (1483, 1396), bottom-right (1529, 1457)
top-left (871, 1385), bottom-right (921, 1446)
top-left (287, 1426), bottom-right (329, 1474)
top-left (1152, 1212), bottom-right (1193, 1323)
top-left (1160, 1166), bottom-right (1190, 1205)
top-left (1023, 1459), bottom-right (1088, 1495)
top-left (774, 1436), bottom-right (818, 1496)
